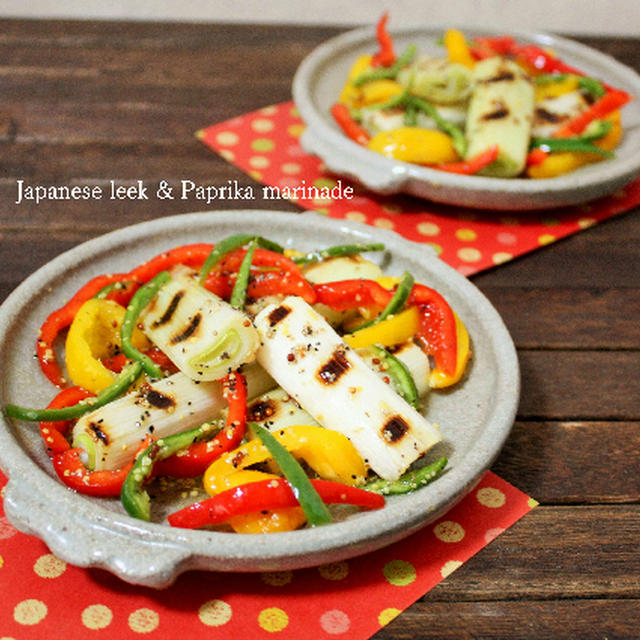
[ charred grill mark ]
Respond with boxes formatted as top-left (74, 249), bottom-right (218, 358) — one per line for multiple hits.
top-left (248, 399), bottom-right (276, 422)
top-left (382, 416), bottom-right (409, 443)
top-left (482, 101), bottom-right (510, 120)
top-left (171, 313), bottom-right (202, 343)
top-left (317, 347), bottom-right (351, 385)
top-left (268, 305), bottom-right (291, 327)
top-left (153, 290), bottom-right (185, 327)
top-left (144, 388), bottom-right (175, 410)
top-left (485, 70), bottom-right (515, 83)
top-left (89, 422), bottom-right (109, 445)
top-left (535, 107), bottom-right (563, 123)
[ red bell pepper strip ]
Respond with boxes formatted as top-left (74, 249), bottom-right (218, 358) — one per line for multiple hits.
top-left (553, 89), bottom-right (631, 138)
top-left (52, 435), bottom-right (153, 498)
top-left (167, 477), bottom-right (385, 529)
top-left (434, 145), bottom-right (499, 175)
top-left (371, 12), bottom-right (396, 67)
top-left (469, 35), bottom-right (517, 59)
top-left (408, 284), bottom-right (457, 377)
top-left (36, 272), bottom-right (130, 388)
top-left (39, 386), bottom-right (93, 456)
top-left (154, 371), bottom-right (248, 478)
top-left (247, 270), bottom-right (317, 305)
top-left (526, 147), bottom-right (549, 166)
top-left (126, 243), bottom-right (214, 284)
top-left (217, 247), bottom-right (317, 305)
top-left (330, 103), bottom-right (371, 146)
top-left (313, 279), bottom-right (393, 312)
top-left (52, 447), bottom-right (136, 497)
top-left (202, 272), bottom-right (234, 300)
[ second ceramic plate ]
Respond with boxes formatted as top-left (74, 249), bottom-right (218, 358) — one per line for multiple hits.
top-left (293, 25), bottom-right (640, 210)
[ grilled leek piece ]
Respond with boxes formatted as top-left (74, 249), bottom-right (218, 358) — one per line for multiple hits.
top-left (139, 272), bottom-right (259, 382)
top-left (71, 363), bottom-right (275, 471)
top-left (253, 296), bottom-right (442, 481)
top-left (465, 56), bottom-right (535, 177)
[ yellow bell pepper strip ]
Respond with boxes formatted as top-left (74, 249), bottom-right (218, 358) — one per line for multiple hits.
top-left (343, 305), bottom-right (420, 350)
top-left (36, 271), bottom-right (131, 388)
top-left (406, 96), bottom-right (468, 157)
top-left (534, 73), bottom-right (581, 100)
top-left (339, 54), bottom-right (373, 106)
top-left (65, 298), bottom-right (150, 394)
top-left (204, 424), bottom-right (367, 495)
top-left (206, 469), bottom-right (306, 534)
top-left (443, 28), bottom-right (475, 69)
top-left (167, 477), bottom-right (385, 530)
top-left (371, 11), bottom-right (396, 68)
top-left (367, 127), bottom-right (459, 165)
top-left (360, 79), bottom-right (404, 106)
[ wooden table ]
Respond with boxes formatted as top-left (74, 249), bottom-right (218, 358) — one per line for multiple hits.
top-left (1, 19), bottom-right (639, 639)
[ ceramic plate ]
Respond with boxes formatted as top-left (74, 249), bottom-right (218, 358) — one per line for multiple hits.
top-left (0, 210), bottom-right (519, 587)
top-left (292, 26), bottom-right (640, 210)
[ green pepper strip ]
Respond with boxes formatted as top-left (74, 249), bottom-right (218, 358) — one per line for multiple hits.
top-left (229, 239), bottom-right (257, 309)
top-left (121, 421), bottom-right (221, 521)
top-left (368, 344), bottom-right (419, 409)
top-left (292, 242), bottom-right (385, 266)
top-left (365, 456), bottom-right (448, 495)
top-left (197, 233), bottom-right (284, 285)
top-left (349, 270), bottom-right (414, 332)
top-left (352, 44), bottom-right (417, 87)
top-left (530, 120), bottom-right (614, 157)
top-left (408, 96), bottom-right (467, 157)
top-left (4, 361), bottom-right (144, 422)
top-left (250, 423), bottom-right (333, 527)
top-left (121, 270), bottom-right (171, 379)
top-left (535, 73), bottom-right (606, 99)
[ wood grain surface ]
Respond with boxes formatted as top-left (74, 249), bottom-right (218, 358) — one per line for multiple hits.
top-left (1, 19), bottom-right (639, 639)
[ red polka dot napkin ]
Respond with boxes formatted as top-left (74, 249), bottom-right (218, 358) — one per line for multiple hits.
top-left (9, 96), bottom-right (639, 639)
top-left (0, 470), bottom-right (534, 638)
top-left (198, 101), bottom-right (640, 277)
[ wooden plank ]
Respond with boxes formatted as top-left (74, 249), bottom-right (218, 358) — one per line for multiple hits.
top-left (492, 421), bottom-right (640, 503)
top-left (480, 287), bottom-right (640, 349)
top-left (374, 599), bottom-right (640, 640)
top-left (424, 505), bottom-right (640, 601)
top-left (517, 350), bottom-right (640, 419)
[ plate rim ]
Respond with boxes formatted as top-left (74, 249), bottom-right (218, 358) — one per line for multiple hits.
top-left (292, 24), bottom-right (640, 209)
top-left (0, 209), bottom-right (519, 586)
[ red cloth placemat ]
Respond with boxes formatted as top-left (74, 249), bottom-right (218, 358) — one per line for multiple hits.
top-left (0, 470), bottom-right (535, 638)
top-left (198, 101), bottom-right (640, 276)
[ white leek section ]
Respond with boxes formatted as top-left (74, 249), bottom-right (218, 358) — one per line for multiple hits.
top-left (71, 363), bottom-right (275, 471)
top-left (254, 296), bottom-right (442, 480)
top-left (139, 272), bottom-right (259, 382)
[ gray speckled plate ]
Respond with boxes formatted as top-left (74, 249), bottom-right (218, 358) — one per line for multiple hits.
top-left (0, 210), bottom-right (518, 587)
top-left (292, 26), bottom-right (640, 210)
